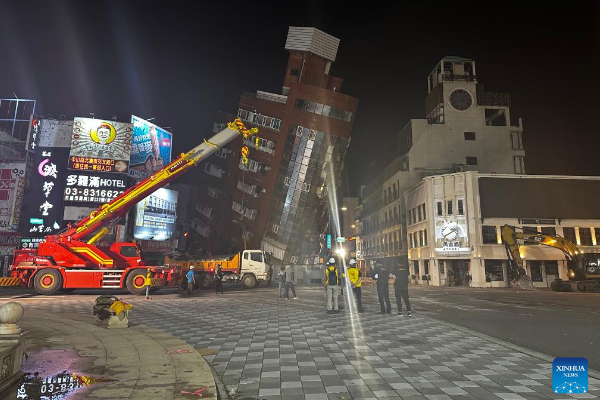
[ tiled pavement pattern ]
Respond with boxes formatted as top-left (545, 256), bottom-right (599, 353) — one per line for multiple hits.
top-left (6, 287), bottom-right (599, 400)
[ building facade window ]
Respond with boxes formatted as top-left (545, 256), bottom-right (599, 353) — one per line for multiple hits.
top-left (580, 228), bottom-right (593, 246)
top-left (464, 131), bottom-right (476, 140)
top-left (447, 200), bottom-right (453, 215)
top-left (423, 229), bottom-right (427, 246)
top-left (466, 156), bottom-right (478, 166)
top-left (294, 98), bottom-right (354, 122)
top-left (529, 261), bottom-right (543, 282)
top-left (457, 199), bottom-right (464, 215)
top-left (563, 227), bottom-right (576, 243)
top-left (482, 226), bottom-right (497, 244)
top-left (541, 227), bottom-right (556, 236)
top-left (436, 201), bottom-right (443, 216)
top-left (485, 260), bottom-right (504, 281)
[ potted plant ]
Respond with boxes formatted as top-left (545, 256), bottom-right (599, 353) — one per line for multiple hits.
top-left (410, 274), bottom-right (417, 284)
top-left (421, 275), bottom-right (430, 285)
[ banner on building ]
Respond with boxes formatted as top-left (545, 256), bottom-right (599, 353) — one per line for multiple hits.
top-left (130, 116), bottom-right (172, 179)
top-left (68, 118), bottom-right (133, 173)
top-left (0, 163), bottom-right (26, 231)
top-left (39, 119), bottom-right (73, 148)
top-left (63, 172), bottom-right (126, 204)
top-left (27, 147), bottom-right (69, 236)
top-left (134, 188), bottom-right (177, 241)
top-left (0, 233), bottom-right (21, 256)
top-left (138, 239), bottom-right (172, 253)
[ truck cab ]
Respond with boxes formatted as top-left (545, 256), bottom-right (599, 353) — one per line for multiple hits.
top-left (239, 250), bottom-right (272, 287)
top-left (96, 242), bottom-right (143, 269)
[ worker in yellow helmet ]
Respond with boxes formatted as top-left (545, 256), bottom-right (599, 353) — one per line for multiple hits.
top-left (346, 258), bottom-right (363, 314)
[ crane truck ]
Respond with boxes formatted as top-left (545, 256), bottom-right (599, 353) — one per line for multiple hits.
top-left (8, 119), bottom-right (259, 295)
top-left (501, 224), bottom-right (600, 292)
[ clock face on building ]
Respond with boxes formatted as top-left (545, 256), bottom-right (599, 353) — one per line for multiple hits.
top-left (449, 88), bottom-right (473, 111)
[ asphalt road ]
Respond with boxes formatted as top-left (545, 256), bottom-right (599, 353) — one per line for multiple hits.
top-left (2, 283), bottom-right (598, 372)
top-left (399, 285), bottom-right (600, 371)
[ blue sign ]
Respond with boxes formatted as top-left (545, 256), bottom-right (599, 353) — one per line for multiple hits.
top-left (553, 358), bottom-right (588, 394)
top-left (327, 234), bottom-right (331, 249)
top-left (29, 218), bottom-right (44, 225)
top-left (130, 116), bottom-right (173, 179)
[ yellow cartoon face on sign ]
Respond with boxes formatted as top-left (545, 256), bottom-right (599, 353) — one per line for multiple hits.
top-left (91, 123), bottom-right (117, 145)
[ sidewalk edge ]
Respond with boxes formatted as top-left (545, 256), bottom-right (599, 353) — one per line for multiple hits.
top-left (428, 317), bottom-right (600, 380)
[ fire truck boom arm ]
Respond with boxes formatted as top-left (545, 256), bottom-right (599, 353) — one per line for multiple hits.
top-left (58, 119), bottom-right (257, 242)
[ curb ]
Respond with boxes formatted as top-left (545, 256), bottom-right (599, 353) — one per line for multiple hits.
top-left (206, 362), bottom-right (229, 400)
top-left (427, 316), bottom-right (600, 380)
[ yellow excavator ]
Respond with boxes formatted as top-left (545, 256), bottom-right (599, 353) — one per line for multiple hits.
top-left (501, 225), bottom-right (600, 292)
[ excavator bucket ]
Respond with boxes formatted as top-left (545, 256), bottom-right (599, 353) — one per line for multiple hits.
top-left (510, 275), bottom-right (535, 291)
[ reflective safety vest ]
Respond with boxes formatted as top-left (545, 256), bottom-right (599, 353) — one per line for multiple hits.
top-left (347, 267), bottom-right (361, 287)
top-left (325, 266), bottom-right (340, 285)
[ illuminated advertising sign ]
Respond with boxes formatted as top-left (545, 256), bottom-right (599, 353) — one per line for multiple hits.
top-left (63, 173), bottom-right (126, 204)
top-left (133, 188), bottom-right (177, 241)
top-left (27, 147), bottom-right (69, 236)
top-left (68, 118), bottom-right (133, 173)
top-left (435, 219), bottom-right (471, 253)
top-left (0, 163), bottom-right (26, 231)
top-left (130, 116), bottom-right (172, 179)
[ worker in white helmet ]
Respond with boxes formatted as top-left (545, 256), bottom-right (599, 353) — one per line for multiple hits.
top-left (347, 258), bottom-right (363, 313)
top-left (187, 266), bottom-right (195, 296)
top-left (323, 257), bottom-right (343, 313)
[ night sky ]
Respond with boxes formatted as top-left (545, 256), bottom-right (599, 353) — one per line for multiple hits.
top-left (1, 1), bottom-right (598, 195)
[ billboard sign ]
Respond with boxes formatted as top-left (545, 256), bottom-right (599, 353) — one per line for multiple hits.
top-left (133, 188), bottom-right (177, 241)
top-left (27, 147), bottom-right (69, 236)
top-left (130, 116), bottom-right (172, 179)
top-left (63, 173), bottom-right (126, 204)
top-left (68, 118), bottom-right (133, 173)
top-left (0, 163), bottom-right (26, 231)
top-left (39, 119), bottom-right (73, 148)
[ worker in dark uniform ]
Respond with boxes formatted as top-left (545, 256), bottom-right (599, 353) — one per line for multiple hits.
top-left (214, 264), bottom-right (223, 294)
top-left (394, 262), bottom-right (412, 317)
top-left (371, 261), bottom-right (391, 314)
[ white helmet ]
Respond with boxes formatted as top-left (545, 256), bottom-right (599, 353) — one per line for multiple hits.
top-left (327, 257), bottom-right (336, 265)
top-left (189, 265), bottom-right (194, 269)
top-left (349, 259), bottom-right (356, 266)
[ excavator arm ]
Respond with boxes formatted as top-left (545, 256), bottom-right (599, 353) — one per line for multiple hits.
top-left (55, 119), bottom-right (258, 244)
top-left (501, 224), bottom-right (580, 267)
top-left (501, 224), bottom-right (582, 290)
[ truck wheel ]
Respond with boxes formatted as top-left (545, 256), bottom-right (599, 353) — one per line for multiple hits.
top-left (241, 274), bottom-right (257, 289)
top-left (126, 269), bottom-right (149, 295)
top-left (34, 269), bottom-right (63, 295)
top-left (197, 273), bottom-right (213, 290)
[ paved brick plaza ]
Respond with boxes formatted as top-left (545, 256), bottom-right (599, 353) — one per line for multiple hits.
top-left (9, 286), bottom-right (599, 400)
